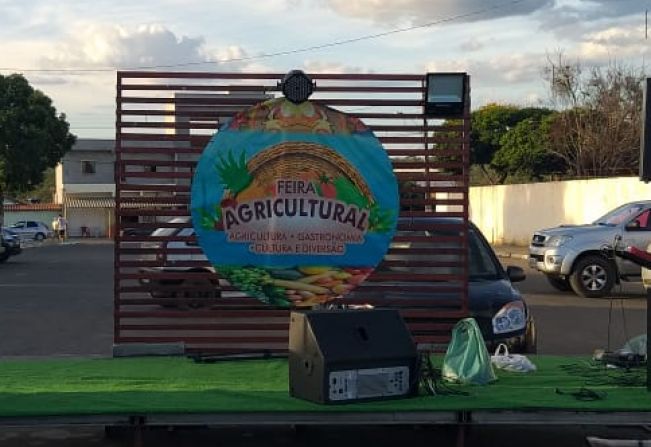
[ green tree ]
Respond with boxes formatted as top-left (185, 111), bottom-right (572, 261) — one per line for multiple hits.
top-left (470, 104), bottom-right (554, 183)
top-left (16, 168), bottom-right (56, 203)
top-left (491, 113), bottom-right (565, 182)
top-left (0, 74), bottom-right (75, 224)
top-left (471, 104), bottom-right (521, 168)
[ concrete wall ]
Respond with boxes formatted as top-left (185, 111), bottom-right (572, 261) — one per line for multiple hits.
top-left (469, 176), bottom-right (651, 246)
top-left (66, 208), bottom-right (112, 237)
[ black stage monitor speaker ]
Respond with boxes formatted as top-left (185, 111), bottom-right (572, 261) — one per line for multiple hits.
top-left (288, 309), bottom-right (419, 404)
top-left (640, 78), bottom-right (651, 183)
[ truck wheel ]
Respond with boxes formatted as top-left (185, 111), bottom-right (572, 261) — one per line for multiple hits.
top-left (569, 255), bottom-right (615, 298)
top-left (545, 275), bottom-right (571, 292)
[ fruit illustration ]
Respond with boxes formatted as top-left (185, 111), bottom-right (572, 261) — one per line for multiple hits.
top-left (318, 175), bottom-right (337, 199)
top-left (220, 196), bottom-right (237, 209)
top-left (217, 265), bottom-right (374, 307)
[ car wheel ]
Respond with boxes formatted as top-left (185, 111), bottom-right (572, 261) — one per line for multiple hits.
top-left (34, 233), bottom-right (45, 241)
top-left (0, 251), bottom-right (9, 263)
top-left (545, 275), bottom-right (571, 292)
top-left (569, 254), bottom-right (615, 298)
top-left (182, 271), bottom-right (220, 308)
top-left (523, 318), bottom-right (537, 354)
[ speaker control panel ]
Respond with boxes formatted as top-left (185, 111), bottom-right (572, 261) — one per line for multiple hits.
top-left (328, 366), bottom-right (410, 401)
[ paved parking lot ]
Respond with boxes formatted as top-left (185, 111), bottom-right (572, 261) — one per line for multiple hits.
top-left (0, 241), bottom-right (647, 357)
top-left (0, 241), bottom-right (113, 357)
top-left (501, 255), bottom-right (647, 355)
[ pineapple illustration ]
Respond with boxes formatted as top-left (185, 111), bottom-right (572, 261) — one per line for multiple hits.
top-left (214, 150), bottom-right (253, 197)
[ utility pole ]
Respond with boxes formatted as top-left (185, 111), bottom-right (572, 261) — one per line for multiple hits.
top-left (644, 10), bottom-right (648, 75)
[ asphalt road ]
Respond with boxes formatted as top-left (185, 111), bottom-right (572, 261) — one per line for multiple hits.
top-left (502, 256), bottom-right (647, 355)
top-left (0, 242), bottom-right (647, 357)
top-left (0, 242), bottom-right (114, 357)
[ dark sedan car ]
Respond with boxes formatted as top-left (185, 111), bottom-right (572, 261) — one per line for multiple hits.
top-left (0, 228), bottom-right (21, 262)
top-left (351, 217), bottom-right (536, 353)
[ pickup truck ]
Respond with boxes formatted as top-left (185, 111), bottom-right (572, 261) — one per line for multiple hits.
top-left (528, 200), bottom-right (651, 298)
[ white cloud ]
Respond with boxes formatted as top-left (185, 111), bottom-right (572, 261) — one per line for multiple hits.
top-left (426, 53), bottom-right (543, 86)
top-left (302, 60), bottom-right (368, 74)
top-left (538, 0), bottom-right (643, 36)
top-left (459, 38), bottom-right (484, 52)
top-left (322, 0), bottom-right (554, 25)
top-left (41, 23), bottom-right (208, 70)
top-left (577, 25), bottom-right (649, 63)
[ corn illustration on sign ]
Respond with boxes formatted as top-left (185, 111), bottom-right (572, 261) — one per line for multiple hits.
top-left (191, 98), bottom-right (399, 307)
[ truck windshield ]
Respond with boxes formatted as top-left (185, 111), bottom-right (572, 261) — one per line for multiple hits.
top-left (594, 204), bottom-right (646, 226)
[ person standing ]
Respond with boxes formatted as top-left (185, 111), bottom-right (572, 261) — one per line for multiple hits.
top-left (56, 214), bottom-right (67, 242)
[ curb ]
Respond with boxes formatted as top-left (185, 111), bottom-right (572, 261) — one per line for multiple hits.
top-left (495, 251), bottom-right (529, 260)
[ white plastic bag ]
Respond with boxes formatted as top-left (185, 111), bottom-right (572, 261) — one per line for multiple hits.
top-left (490, 344), bottom-right (537, 373)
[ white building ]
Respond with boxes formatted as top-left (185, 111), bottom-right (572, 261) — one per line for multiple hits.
top-left (55, 139), bottom-right (116, 237)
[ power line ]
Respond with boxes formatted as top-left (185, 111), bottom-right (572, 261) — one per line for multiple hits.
top-left (0, 0), bottom-right (528, 74)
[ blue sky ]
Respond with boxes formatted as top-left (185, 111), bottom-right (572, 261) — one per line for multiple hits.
top-left (0, 0), bottom-right (648, 138)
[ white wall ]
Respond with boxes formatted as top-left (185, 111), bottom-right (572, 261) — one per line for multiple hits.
top-left (470, 176), bottom-right (651, 246)
top-left (64, 184), bottom-right (115, 194)
top-left (66, 208), bottom-right (110, 237)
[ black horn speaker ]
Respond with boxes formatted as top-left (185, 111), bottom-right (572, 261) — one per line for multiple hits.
top-left (288, 309), bottom-right (419, 404)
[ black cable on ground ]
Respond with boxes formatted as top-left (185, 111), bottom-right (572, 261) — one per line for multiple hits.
top-left (418, 353), bottom-right (469, 397)
top-left (555, 387), bottom-right (607, 401)
top-left (559, 361), bottom-right (646, 388)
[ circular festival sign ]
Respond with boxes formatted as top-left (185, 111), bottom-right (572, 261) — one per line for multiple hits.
top-left (191, 97), bottom-right (398, 308)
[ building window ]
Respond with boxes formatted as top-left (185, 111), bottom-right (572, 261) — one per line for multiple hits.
top-left (148, 165), bottom-right (157, 173)
top-left (81, 160), bottom-right (96, 175)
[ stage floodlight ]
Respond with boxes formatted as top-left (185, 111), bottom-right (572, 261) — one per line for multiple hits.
top-left (424, 73), bottom-right (468, 118)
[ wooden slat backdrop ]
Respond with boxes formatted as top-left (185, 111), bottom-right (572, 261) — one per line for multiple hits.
top-left (115, 71), bottom-right (470, 354)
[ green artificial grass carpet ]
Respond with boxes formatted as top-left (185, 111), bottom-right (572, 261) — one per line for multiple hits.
top-left (0, 356), bottom-right (647, 417)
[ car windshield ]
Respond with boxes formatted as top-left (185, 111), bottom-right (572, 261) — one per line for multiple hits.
top-left (386, 224), bottom-right (503, 282)
top-left (593, 203), bottom-right (648, 226)
top-left (468, 228), bottom-right (502, 281)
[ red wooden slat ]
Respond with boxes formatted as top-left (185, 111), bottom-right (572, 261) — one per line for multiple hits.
top-left (121, 109), bottom-right (435, 121)
top-left (119, 184), bottom-right (191, 192)
top-left (119, 323), bottom-right (290, 331)
top-left (119, 96), bottom-right (424, 107)
top-left (119, 72), bottom-right (423, 81)
top-left (118, 336), bottom-right (290, 343)
top-left (118, 272), bottom-right (216, 280)
top-left (120, 159), bottom-right (198, 168)
top-left (119, 209), bottom-right (189, 216)
top-left (121, 84), bottom-right (423, 93)
top-left (118, 310), bottom-right (290, 318)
